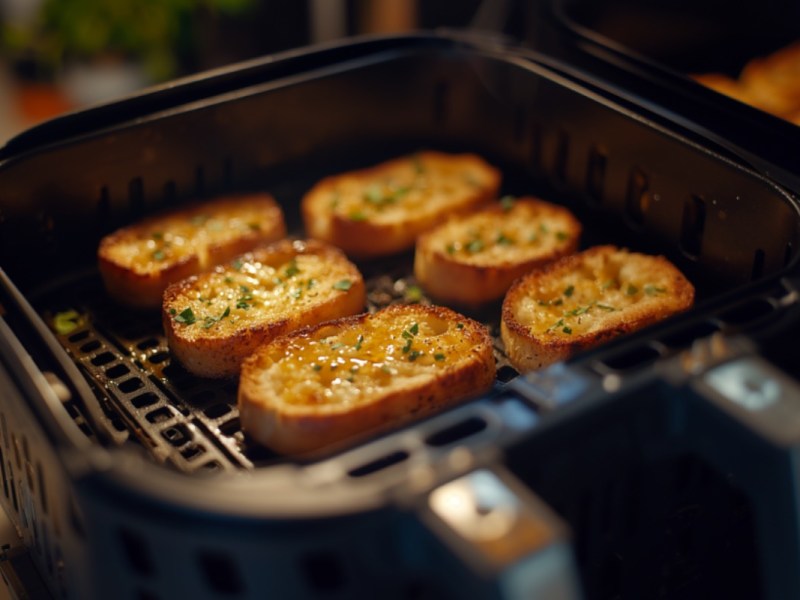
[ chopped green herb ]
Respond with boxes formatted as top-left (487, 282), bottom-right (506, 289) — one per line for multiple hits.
top-left (434, 353), bottom-right (446, 361)
top-left (402, 338), bottom-right (412, 353)
top-left (224, 276), bottom-right (233, 284)
top-left (446, 243), bottom-right (457, 255)
top-left (562, 326), bottom-right (573, 334)
top-left (349, 210), bottom-right (367, 222)
top-left (239, 284), bottom-right (251, 294)
top-left (401, 330), bottom-right (413, 340)
top-left (248, 222), bottom-right (261, 231)
top-left (312, 364), bottom-right (322, 372)
top-left (408, 350), bottom-right (423, 361)
top-left (364, 185), bottom-right (383, 205)
top-left (548, 318), bottom-right (565, 332)
top-left (644, 284), bottom-right (667, 296)
top-left (500, 195), bottom-right (516, 212)
top-left (207, 221), bottom-right (223, 232)
top-left (272, 276), bottom-right (284, 286)
top-left (566, 305), bottom-right (590, 317)
top-left (291, 289), bottom-right (302, 300)
top-left (175, 307), bottom-right (196, 325)
top-left (201, 306), bottom-right (230, 329)
top-left (236, 300), bottom-right (250, 310)
top-left (307, 279), bottom-right (316, 289)
top-left (626, 284), bottom-right (639, 296)
top-left (232, 259), bottom-right (243, 271)
top-left (152, 249), bottom-right (166, 261)
top-left (496, 232), bottom-right (514, 246)
top-left (456, 322), bottom-right (464, 330)
top-left (381, 365), bottom-right (392, 374)
top-left (151, 231), bottom-right (164, 240)
top-left (404, 285), bottom-right (423, 303)
top-left (409, 322), bottom-right (419, 335)
top-left (53, 310), bottom-right (82, 335)
top-left (602, 279), bottom-right (615, 290)
top-left (284, 259), bottom-right (301, 278)
top-left (539, 223), bottom-right (549, 234)
top-left (466, 239), bottom-right (485, 253)
top-left (190, 214), bottom-right (208, 226)
top-left (169, 308), bottom-right (177, 315)
top-left (553, 298), bottom-right (564, 306)
top-left (564, 285), bottom-right (575, 297)
top-left (355, 335), bottom-right (364, 350)
top-left (330, 342), bottom-right (344, 350)
top-left (556, 231), bottom-right (569, 242)
top-left (596, 303), bottom-right (617, 311)
top-left (528, 232), bottom-right (538, 243)
top-left (333, 279), bottom-right (353, 291)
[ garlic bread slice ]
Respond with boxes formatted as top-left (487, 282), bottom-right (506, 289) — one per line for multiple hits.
top-left (238, 304), bottom-right (496, 454)
top-left (414, 196), bottom-right (581, 305)
top-left (99, 193), bottom-right (286, 308)
top-left (302, 151), bottom-right (501, 258)
top-left (501, 245), bottom-right (694, 372)
top-left (163, 239), bottom-right (365, 378)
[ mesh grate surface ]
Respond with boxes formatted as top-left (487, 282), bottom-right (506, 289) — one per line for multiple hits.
top-left (34, 254), bottom-right (517, 473)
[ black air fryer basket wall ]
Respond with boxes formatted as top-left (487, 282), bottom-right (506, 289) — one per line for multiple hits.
top-left (1, 33), bottom-right (800, 600)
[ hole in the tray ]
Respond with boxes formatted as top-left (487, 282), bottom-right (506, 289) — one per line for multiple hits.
top-left (751, 249), bottom-right (765, 281)
top-left (680, 194), bottom-right (706, 259)
top-left (197, 551), bottom-right (245, 594)
top-left (148, 351), bottom-right (170, 365)
top-left (0, 448), bottom-right (8, 500)
top-left (105, 364), bottom-right (130, 379)
top-left (203, 404), bottom-right (232, 419)
top-left (219, 418), bottom-right (240, 437)
top-left (118, 378), bottom-right (144, 394)
top-left (496, 365), bottom-right (518, 382)
top-left (36, 462), bottom-right (47, 514)
top-left (553, 129), bottom-right (569, 185)
top-left (162, 424), bottom-right (191, 447)
top-left (146, 407), bottom-right (172, 424)
top-left (785, 241), bottom-right (794, 267)
top-left (425, 416), bottom-right (487, 448)
top-left (201, 460), bottom-right (222, 472)
top-left (181, 443), bottom-right (205, 461)
top-left (91, 352), bottom-right (115, 366)
top-left (131, 392), bottom-right (159, 409)
top-left (660, 321), bottom-right (720, 348)
top-left (598, 345), bottom-right (662, 372)
top-left (129, 177), bottom-right (144, 217)
top-left (299, 552), bottom-right (347, 592)
top-left (348, 450), bottom-right (409, 478)
top-left (80, 340), bottom-right (101, 353)
top-left (585, 144), bottom-right (607, 205)
top-left (719, 298), bottom-right (775, 326)
top-left (119, 528), bottom-right (155, 576)
top-left (625, 167), bottom-right (649, 227)
top-left (68, 330), bottom-right (89, 343)
top-left (137, 338), bottom-right (160, 351)
top-left (433, 80), bottom-right (449, 124)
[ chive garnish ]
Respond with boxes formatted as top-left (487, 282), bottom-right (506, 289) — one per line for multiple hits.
top-left (53, 310), bottom-right (82, 335)
top-left (466, 239), bottom-right (484, 253)
top-left (201, 306), bottom-right (230, 329)
top-left (446, 243), bottom-right (457, 255)
top-left (307, 279), bottom-right (316, 289)
top-left (500, 195), bottom-right (516, 212)
top-left (456, 323), bottom-right (464, 329)
top-left (408, 350), bottom-right (423, 361)
top-left (349, 210), bottom-right (367, 222)
top-left (626, 284), bottom-right (639, 296)
top-left (556, 231), bottom-right (569, 241)
top-left (355, 335), bottom-right (364, 350)
top-left (152, 249), bottom-right (166, 261)
top-left (434, 353), bottom-right (446, 361)
top-left (562, 326), bottom-right (573, 334)
top-left (248, 222), bottom-right (261, 231)
top-left (152, 231), bottom-right (164, 240)
top-left (404, 285), bottom-right (423, 303)
top-left (312, 364), bottom-right (322, 372)
top-left (644, 284), bottom-right (666, 296)
top-left (409, 322), bottom-right (419, 335)
top-left (496, 233), bottom-right (514, 245)
top-left (564, 285), bottom-right (575, 297)
top-left (232, 259), bottom-right (243, 271)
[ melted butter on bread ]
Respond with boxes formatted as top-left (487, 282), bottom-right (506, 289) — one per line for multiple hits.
top-left (239, 304), bottom-right (495, 454)
top-left (163, 239), bottom-right (365, 378)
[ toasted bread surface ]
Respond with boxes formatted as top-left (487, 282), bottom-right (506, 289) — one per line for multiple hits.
top-left (99, 193), bottom-right (286, 308)
top-left (414, 197), bottom-right (581, 305)
top-left (301, 151), bottom-right (501, 258)
top-left (238, 304), bottom-right (496, 454)
top-left (163, 239), bottom-right (365, 378)
top-left (501, 245), bottom-right (694, 373)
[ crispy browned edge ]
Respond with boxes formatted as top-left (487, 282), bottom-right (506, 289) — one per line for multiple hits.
top-left (162, 239), bottom-right (366, 378)
top-left (500, 245), bottom-right (695, 373)
top-left (300, 151), bottom-right (501, 258)
top-left (98, 193), bottom-right (286, 309)
top-left (238, 303), bottom-right (496, 454)
top-left (414, 198), bottom-right (582, 306)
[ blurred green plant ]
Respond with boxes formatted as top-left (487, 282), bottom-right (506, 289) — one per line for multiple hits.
top-left (1, 0), bottom-right (255, 81)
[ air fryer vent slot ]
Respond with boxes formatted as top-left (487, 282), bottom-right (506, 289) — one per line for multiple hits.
top-left (718, 298), bottom-right (775, 327)
top-left (625, 167), bottom-right (649, 227)
top-left (300, 552), bottom-right (347, 593)
top-left (751, 249), bottom-right (765, 281)
top-left (425, 416), bottom-right (487, 447)
top-left (197, 551), bottom-right (245, 594)
top-left (680, 195), bottom-right (706, 259)
top-left (585, 144), bottom-right (607, 206)
top-left (348, 450), bottom-right (409, 478)
top-left (597, 344), bottom-right (663, 372)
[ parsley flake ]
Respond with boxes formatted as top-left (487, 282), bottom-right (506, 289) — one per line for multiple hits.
top-left (333, 279), bottom-right (353, 291)
top-left (232, 259), bottom-right (243, 271)
top-left (434, 353), bottom-right (446, 361)
top-left (53, 310), bottom-right (82, 335)
top-left (152, 249), bottom-right (166, 261)
top-left (564, 285), bottom-right (575, 298)
top-left (285, 260), bottom-right (301, 278)
top-left (562, 326), bottom-right (573, 334)
top-left (409, 322), bottom-right (419, 335)
top-left (404, 285), bottom-right (423, 303)
top-left (496, 232), bottom-right (514, 246)
top-left (556, 231), bottom-right (569, 241)
top-left (355, 335), bottom-right (364, 350)
top-left (248, 222), bottom-right (261, 231)
top-left (408, 350), bottom-right (423, 362)
top-left (644, 284), bottom-right (667, 296)
top-left (456, 323), bottom-right (464, 330)
top-left (466, 239), bottom-right (485, 253)
top-left (626, 284), bottom-right (639, 296)
top-left (201, 306), bottom-right (230, 329)
top-left (349, 210), bottom-right (367, 222)
top-left (500, 195), bottom-right (516, 212)
top-left (312, 364), bottom-right (322, 372)
top-left (446, 243), bottom-right (457, 255)
top-left (175, 307), bottom-right (196, 325)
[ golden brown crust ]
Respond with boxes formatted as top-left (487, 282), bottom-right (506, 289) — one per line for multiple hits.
top-left (163, 239), bottom-right (365, 378)
top-left (414, 197), bottom-right (582, 305)
top-left (301, 151), bottom-right (501, 258)
top-left (501, 245), bottom-right (694, 373)
top-left (238, 304), bottom-right (496, 454)
top-left (98, 193), bottom-right (286, 308)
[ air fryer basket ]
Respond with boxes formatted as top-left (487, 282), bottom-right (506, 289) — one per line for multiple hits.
top-left (1, 33), bottom-right (799, 599)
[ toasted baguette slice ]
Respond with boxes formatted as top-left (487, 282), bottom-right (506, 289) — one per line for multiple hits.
top-left (501, 245), bottom-right (694, 373)
top-left (414, 197), bottom-right (581, 305)
top-left (163, 239), bottom-right (365, 378)
top-left (99, 193), bottom-right (286, 308)
top-left (238, 304), bottom-right (496, 454)
top-left (301, 151), bottom-right (501, 258)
